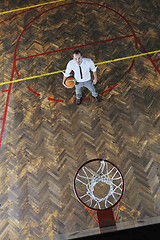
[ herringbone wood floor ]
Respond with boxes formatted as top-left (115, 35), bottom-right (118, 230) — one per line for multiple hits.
top-left (0, 0), bottom-right (160, 239)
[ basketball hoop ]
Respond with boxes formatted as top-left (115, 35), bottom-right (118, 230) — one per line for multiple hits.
top-left (74, 159), bottom-right (124, 228)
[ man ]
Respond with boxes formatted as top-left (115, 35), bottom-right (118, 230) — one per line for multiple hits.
top-left (62, 50), bottom-right (100, 105)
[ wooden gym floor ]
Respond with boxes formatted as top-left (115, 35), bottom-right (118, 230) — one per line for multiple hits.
top-left (0, 0), bottom-right (160, 239)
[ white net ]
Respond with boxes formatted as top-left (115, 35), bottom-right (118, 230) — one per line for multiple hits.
top-left (74, 160), bottom-right (124, 210)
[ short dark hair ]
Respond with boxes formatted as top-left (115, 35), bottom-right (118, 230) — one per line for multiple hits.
top-left (73, 50), bottom-right (82, 56)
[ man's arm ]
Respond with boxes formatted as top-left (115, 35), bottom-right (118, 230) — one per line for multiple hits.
top-left (92, 71), bottom-right (97, 85)
top-left (62, 61), bottom-right (72, 88)
top-left (90, 59), bottom-right (97, 85)
top-left (62, 75), bottom-right (68, 88)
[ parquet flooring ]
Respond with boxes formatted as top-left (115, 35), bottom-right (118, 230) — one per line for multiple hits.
top-left (0, 0), bottom-right (160, 239)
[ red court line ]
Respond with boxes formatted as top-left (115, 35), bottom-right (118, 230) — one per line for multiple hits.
top-left (0, 118), bottom-right (4, 121)
top-left (0, 0), bottom-right (62, 25)
top-left (15, 64), bottom-right (41, 97)
top-left (2, 89), bottom-right (9, 93)
top-left (15, 65), bottom-right (21, 79)
top-left (135, 40), bottom-right (160, 74)
top-left (101, 83), bottom-right (118, 95)
top-left (0, 8), bottom-right (36, 25)
top-left (16, 34), bottom-right (134, 61)
top-left (74, 97), bottom-right (91, 103)
top-left (16, 64), bottom-right (64, 101)
top-left (82, 97), bottom-right (91, 101)
top-left (48, 97), bottom-right (64, 102)
top-left (127, 59), bottom-right (135, 73)
top-left (135, 39), bottom-right (138, 50)
top-left (153, 58), bottom-right (160, 62)
top-left (27, 86), bottom-right (40, 96)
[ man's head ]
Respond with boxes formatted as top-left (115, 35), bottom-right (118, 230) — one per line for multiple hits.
top-left (73, 50), bottom-right (83, 65)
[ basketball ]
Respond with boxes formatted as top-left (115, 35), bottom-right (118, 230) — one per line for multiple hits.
top-left (65, 77), bottom-right (76, 88)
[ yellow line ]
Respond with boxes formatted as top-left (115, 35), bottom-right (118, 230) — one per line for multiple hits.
top-left (0, 0), bottom-right (64, 15)
top-left (0, 49), bottom-right (160, 86)
top-left (0, 70), bottom-right (64, 86)
top-left (96, 49), bottom-right (160, 65)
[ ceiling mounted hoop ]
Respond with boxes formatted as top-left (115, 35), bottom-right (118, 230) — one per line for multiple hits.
top-left (74, 159), bottom-right (124, 228)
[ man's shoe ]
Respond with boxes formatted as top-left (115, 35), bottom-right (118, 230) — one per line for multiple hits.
top-left (95, 95), bottom-right (101, 102)
top-left (76, 98), bottom-right (81, 105)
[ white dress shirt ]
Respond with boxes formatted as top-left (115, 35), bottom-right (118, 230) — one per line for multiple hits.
top-left (64, 58), bottom-right (97, 82)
